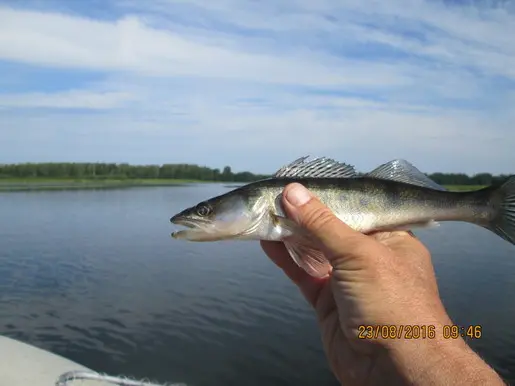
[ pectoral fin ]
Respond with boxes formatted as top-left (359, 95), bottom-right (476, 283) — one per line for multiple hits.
top-left (283, 239), bottom-right (332, 278)
top-left (271, 213), bottom-right (332, 278)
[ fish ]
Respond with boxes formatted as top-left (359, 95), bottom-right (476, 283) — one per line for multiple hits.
top-left (170, 156), bottom-right (515, 278)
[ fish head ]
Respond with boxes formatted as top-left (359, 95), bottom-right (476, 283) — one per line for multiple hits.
top-left (170, 187), bottom-right (267, 241)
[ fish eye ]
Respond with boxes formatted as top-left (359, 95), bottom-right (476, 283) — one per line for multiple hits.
top-left (196, 204), bottom-right (212, 217)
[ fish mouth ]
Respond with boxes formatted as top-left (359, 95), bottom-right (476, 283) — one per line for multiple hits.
top-left (169, 214), bottom-right (252, 241)
top-left (170, 217), bottom-right (205, 228)
top-left (170, 215), bottom-right (215, 240)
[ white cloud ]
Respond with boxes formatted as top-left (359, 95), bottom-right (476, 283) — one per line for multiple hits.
top-left (2, 83), bottom-right (513, 175)
top-left (0, 7), bottom-right (406, 87)
top-left (0, 1), bottom-right (514, 174)
top-left (121, 0), bottom-right (515, 79)
top-left (0, 90), bottom-right (138, 109)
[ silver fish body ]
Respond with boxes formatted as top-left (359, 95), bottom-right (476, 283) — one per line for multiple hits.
top-left (170, 157), bottom-right (515, 278)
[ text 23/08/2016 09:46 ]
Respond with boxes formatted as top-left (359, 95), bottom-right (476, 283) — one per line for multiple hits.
top-left (357, 325), bottom-right (483, 340)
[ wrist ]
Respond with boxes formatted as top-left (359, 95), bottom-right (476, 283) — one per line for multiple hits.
top-left (376, 323), bottom-right (505, 385)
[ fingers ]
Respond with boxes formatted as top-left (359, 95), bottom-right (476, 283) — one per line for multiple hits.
top-left (260, 240), bottom-right (326, 307)
top-left (281, 183), bottom-right (373, 263)
top-left (369, 230), bottom-right (427, 256)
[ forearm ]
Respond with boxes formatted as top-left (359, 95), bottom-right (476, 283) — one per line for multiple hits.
top-left (372, 325), bottom-right (505, 386)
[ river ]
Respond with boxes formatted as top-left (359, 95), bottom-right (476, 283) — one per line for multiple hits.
top-left (1, 184), bottom-right (514, 385)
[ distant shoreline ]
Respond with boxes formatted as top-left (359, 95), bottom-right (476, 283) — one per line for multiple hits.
top-left (0, 178), bottom-right (212, 192)
top-left (0, 178), bottom-right (485, 192)
top-left (445, 185), bottom-right (486, 191)
top-left (1, 163), bottom-right (508, 189)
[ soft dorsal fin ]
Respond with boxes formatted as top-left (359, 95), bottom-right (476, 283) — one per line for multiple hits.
top-left (274, 156), bottom-right (356, 178)
top-left (366, 159), bottom-right (447, 191)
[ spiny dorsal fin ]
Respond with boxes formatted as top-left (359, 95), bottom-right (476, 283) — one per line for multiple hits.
top-left (274, 156), bottom-right (356, 178)
top-left (366, 159), bottom-right (447, 191)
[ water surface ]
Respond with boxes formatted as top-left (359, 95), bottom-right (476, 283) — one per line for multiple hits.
top-left (0, 185), bottom-right (514, 385)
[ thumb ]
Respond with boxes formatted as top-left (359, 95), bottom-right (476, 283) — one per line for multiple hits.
top-left (282, 183), bottom-right (372, 263)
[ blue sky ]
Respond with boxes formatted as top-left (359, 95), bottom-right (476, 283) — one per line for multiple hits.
top-left (0, 0), bottom-right (514, 174)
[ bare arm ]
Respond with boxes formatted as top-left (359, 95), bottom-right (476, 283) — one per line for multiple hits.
top-left (376, 326), bottom-right (505, 385)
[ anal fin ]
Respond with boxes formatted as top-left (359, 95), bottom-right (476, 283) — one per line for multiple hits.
top-left (371, 220), bottom-right (440, 233)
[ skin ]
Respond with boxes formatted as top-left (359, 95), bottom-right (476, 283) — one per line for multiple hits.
top-left (260, 183), bottom-right (506, 386)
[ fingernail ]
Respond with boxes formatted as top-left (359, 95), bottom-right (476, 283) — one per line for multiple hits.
top-left (284, 183), bottom-right (312, 207)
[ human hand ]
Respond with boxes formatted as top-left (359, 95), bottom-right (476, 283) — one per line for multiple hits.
top-left (261, 183), bottom-right (504, 385)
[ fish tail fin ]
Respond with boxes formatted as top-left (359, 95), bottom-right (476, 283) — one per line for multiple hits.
top-left (486, 176), bottom-right (515, 245)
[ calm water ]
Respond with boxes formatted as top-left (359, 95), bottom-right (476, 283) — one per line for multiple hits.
top-left (1, 185), bottom-right (515, 385)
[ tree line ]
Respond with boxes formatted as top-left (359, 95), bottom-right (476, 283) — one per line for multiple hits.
top-left (0, 162), bottom-right (269, 182)
top-left (425, 172), bottom-right (510, 186)
top-left (0, 162), bottom-right (511, 185)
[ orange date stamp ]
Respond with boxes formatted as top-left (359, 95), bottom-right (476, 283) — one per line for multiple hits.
top-left (357, 324), bottom-right (483, 340)
top-left (442, 325), bottom-right (482, 339)
top-left (358, 324), bottom-right (437, 340)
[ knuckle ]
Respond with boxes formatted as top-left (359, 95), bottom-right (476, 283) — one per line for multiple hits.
top-left (301, 204), bottom-right (339, 231)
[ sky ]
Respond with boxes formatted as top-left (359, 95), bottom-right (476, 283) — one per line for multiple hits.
top-left (0, 0), bottom-right (514, 175)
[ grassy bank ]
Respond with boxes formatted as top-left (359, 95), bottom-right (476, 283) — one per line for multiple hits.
top-left (0, 178), bottom-right (208, 192)
top-left (444, 185), bottom-right (486, 191)
top-left (0, 178), bottom-right (487, 193)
